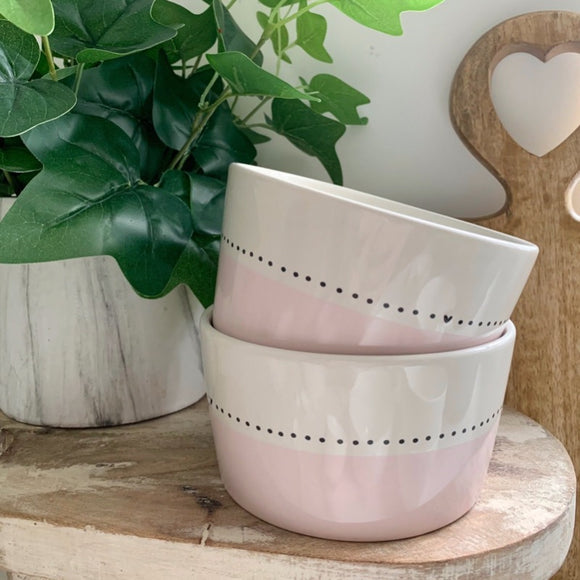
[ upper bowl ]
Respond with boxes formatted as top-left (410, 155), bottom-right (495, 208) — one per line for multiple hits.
top-left (214, 163), bottom-right (538, 354)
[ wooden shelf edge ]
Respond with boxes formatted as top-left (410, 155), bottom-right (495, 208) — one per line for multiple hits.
top-left (0, 404), bottom-right (576, 579)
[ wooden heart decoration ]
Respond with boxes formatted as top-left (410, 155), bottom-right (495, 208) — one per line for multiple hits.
top-left (450, 11), bottom-right (580, 215)
top-left (491, 52), bottom-right (580, 157)
top-left (450, 12), bottom-right (580, 577)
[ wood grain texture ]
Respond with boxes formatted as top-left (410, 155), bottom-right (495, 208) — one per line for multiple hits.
top-left (5, 574), bottom-right (48, 580)
top-left (0, 400), bottom-right (575, 579)
top-left (449, 11), bottom-right (580, 579)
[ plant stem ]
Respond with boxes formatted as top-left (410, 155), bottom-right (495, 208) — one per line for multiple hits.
top-left (175, 111), bottom-right (213, 171)
top-left (245, 122), bottom-right (273, 131)
top-left (2, 170), bottom-right (16, 195)
top-left (241, 97), bottom-right (272, 124)
top-left (274, 23), bottom-right (284, 76)
top-left (253, 30), bottom-right (270, 57)
top-left (268, 0), bottom-right (291, 23)
top-left (41, 36), bottom-right (58, 81)
top-left (72, 62), bottom-right (85, 94)
top-left (254, 0), bottom-right (330, 57)
top-left (277, 0), bottom-right (330, 27)
top-left (168, 0), bottom-right (330, 172)
top-left (168, 118), bottom-right (203, 171)
top-left (188, 55), bottom-right (203, 78)
top-left (199, 72), bottom-right (221, 109)
top-left (229, 95), bottom-right (240, 113)
top-left (168, 90), bottom-right (233, 171)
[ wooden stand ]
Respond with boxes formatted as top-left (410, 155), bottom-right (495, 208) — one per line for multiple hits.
top-left (0, 399), bottom-right (575, 579)
top-left (450, 11), bottom-right (580, 578)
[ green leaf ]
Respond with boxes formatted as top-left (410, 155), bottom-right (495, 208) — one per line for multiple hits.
top-left (156, 170), bottom-right (225, 306)
top-left (153, 52), bottom-right (220, 151)
top-left (192, 105), bottom-right (257, 179)
top-left (0, 80), bottom-right (77, 138)
top-left (153, 51), bottom-right (197, 150)
top-left (0, 139), bottom-right (41, 172)
top-left (0, 0), bottom-right (54, 35)
top-left (269, 98), bottom-right (346, 185)
top-left (237, 125), bottom-right (271, 145)
top-left (151, 0), bottom-right (216, 63)
top-left (43, 65), bottom-right (79, 81)
top-left (153, 52), bottom-right (256, 179)
top-left (158, 235), bottom-right (219, 307)
top-left (157, 169), bottom-right (190, 205)
top-left (307, 74), bottom-right (370, 125)
top-left (330, 0), bottom-right (445, 35)
top-left (0, 113), bottom-right (196, 298)
top-left (160, 170), bottom-right (227, 236)
top-left (207, 52), bottom-right (316, 100)
top-left (0, 170), bottom-right (37, 196)
top-left (0, 19), bottom-right (38, 80)
top-left (213, 0), bottom-right (263, 66)
top-left (296, 8), bottom-right (332, 63)
top-left (257, 11), bottom-right (291, 64)
top-left (50, 0), bottom-right (177, 65)
top-left (72, 53), bottom-right (169, 183)
top-left (0, 20), bottom-right (76, 137)
top-left (188, 174), bottom-right (225, 236)
top-left (32, 51), bottom-right (50, 79)
top-left (150, 167), bottom-right (225, 241)
top-left (257, 0), bottom-right (300, 6)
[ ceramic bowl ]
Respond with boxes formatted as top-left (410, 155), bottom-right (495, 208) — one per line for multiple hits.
top-left (201, 307), bottom-right (516, 541)
top-left (213, 163), bottom-right (536, 354)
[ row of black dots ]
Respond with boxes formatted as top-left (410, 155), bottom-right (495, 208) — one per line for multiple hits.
top-left (221, 235), bottom-right (509, 328)
top-left (208, 397), bottom-right (502, 447)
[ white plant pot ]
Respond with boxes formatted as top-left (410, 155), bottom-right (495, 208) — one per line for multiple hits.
top-left (0, 201), bottom-right (206, 427)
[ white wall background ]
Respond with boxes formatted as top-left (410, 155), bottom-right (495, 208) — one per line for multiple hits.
top-left (181, 0), bottom-right (580, 218)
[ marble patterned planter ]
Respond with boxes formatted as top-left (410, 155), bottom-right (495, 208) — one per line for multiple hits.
top-left (0, 201), bottom-right (205, 427)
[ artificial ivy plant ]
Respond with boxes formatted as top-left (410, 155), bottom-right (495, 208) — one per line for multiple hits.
top-left (0, 0), bottom-right (443, 307)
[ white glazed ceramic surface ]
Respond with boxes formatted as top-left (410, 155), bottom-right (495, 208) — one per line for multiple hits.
top-left (201, 307), bottom-right (516, 541)
top-left (214, 163), bottom-right (537, 354)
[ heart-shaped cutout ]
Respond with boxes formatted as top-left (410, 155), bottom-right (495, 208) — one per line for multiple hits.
top-left (566, 174), bottom-right (580, 222)
top-left (491, 52), bottom-right (580, 157)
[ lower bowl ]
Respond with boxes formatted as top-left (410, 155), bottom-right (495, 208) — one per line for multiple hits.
top-left (200, 307), bottom-right (516, 541)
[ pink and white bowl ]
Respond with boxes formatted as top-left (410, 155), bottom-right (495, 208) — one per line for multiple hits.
top-left (200, 307), bottom-right (516, 541)
top-left (214, 163), bottom-right (537, 354)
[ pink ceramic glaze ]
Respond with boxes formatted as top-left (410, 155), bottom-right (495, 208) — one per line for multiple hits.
top-left (215, 250), bottom-right (502, 354)
top-left (214, 163), bottom-right (537, 353)
top-left (201, 308), bottom-right (516, 541)
top-left (211, 416), bottom-right (499, 541)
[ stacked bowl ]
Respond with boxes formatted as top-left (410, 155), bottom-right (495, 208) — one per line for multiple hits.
top-left (200, 163), bottom-right (538, 541)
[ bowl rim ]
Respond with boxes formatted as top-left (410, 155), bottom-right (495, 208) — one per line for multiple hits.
top-left (202, 307), bottom-right (516, 363)
top-left (228, 163), bottom-right (538, 254)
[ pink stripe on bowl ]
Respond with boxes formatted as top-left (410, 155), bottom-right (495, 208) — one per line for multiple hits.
top-left (211, 413), bottom-right (499, 541)
top-left (215, 250), bottom-right (502, 354)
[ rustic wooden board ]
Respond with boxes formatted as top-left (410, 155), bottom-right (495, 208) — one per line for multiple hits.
top-left (450, 11), bottom-right (580, 579)
top-left (0, 399), bottom-right (575, 579)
